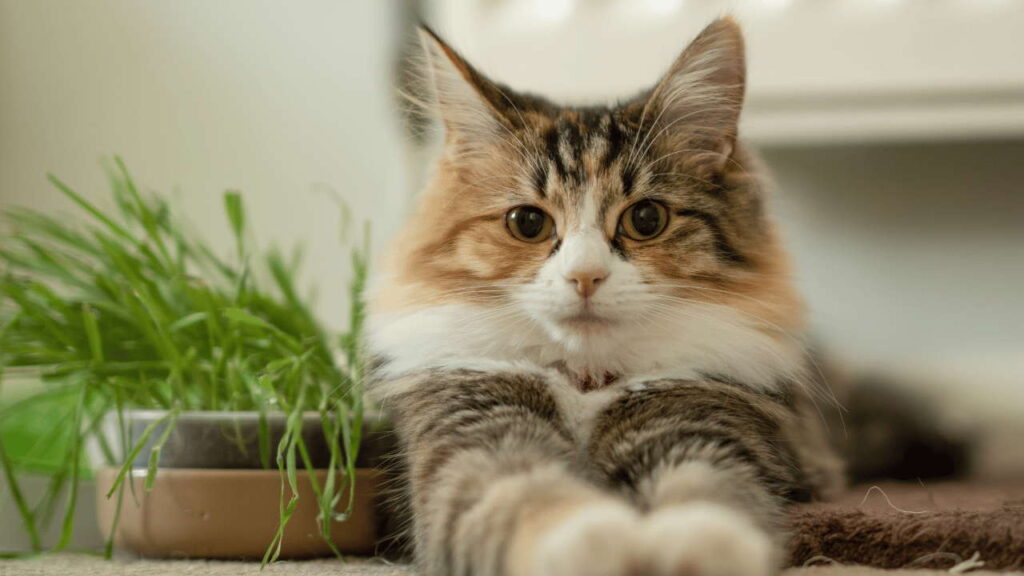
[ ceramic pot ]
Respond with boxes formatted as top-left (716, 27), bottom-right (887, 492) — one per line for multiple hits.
top-left (95, 467), bottom-right (381, 558)
top-left (93, 410), bottom-right (393, 559)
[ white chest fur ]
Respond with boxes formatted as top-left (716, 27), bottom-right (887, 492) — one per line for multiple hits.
top-left (366, 302), bottom-right (804, 401)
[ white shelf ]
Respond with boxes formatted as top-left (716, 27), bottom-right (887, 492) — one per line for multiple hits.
top-left (744, 88), bottom-right (1024, 146)
top-left (431, 0), bottom-right (1024, 145)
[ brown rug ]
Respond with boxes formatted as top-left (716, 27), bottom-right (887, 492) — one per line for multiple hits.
top-left (790, 482), bottom-right (1024, 571)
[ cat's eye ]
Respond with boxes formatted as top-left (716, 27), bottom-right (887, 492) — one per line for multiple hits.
top-left (619, 200), bottom-right (669, 241)
top-left (506, 206), bottom-right (554, 243)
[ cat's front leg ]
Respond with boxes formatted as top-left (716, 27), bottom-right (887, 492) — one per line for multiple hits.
top-left (589, 379), bottom-right (809, 576)
top-left (387, 369), bottom-right (640, 576)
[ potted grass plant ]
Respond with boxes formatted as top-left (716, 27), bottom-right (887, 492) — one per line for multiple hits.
top-left (0, 159), bottom-right (384, 562)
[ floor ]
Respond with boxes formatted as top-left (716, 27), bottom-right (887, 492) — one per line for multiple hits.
top-left (0, 556), bottom-right (1017, 576)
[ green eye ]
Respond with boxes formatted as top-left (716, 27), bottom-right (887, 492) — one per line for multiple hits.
top-left (619, 199), bottom-right (669, 241)
top-left (506, 206), bottom-right (554, 243)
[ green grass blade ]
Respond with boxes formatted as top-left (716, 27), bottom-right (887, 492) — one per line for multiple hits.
top-left (0, 438), bottom-right (42, 551)
top-left (81, 305), bottom-right (104, 364)
top-left (224, 191), bottom-right (245, 259)
top-left (103, 475), bottom-right (126, 559)
top-left (53, 386), bottom-right (86, 551)
top-left (144, 409), bottom-right (178, 491)
top-left (46, 175), bottom-right (133, 243)
top-left (104, 410), bottom-right (173, 499)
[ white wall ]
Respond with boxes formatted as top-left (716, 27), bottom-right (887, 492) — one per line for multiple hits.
top-left (765, 141), bottom-right (1024, 369)
top-left (0, 0), bottom-right (412, 330)
top-left (763, 141), bottom-right (1024, 451)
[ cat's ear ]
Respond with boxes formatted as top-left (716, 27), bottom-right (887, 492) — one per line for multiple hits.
top-left (641, 18), bottom-right (746, 178)
top-left (417, 25), bottom-right (512, 143)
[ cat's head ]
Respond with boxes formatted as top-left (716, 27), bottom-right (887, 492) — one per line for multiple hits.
top-left (370, 18), bottom-right (805, 387)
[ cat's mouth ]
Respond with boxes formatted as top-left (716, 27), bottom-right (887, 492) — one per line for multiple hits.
top-left (558, 310), bottom-right (614, 329)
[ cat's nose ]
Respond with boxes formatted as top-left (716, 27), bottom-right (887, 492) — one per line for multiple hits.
top-left (566, 268), bottom-right (609, 298)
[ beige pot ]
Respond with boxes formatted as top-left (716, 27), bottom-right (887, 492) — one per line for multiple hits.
top-left (95, 467), bottom-right (381, 559)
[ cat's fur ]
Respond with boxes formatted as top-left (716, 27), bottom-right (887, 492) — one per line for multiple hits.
top-left (367, 18), bottom-right (845, 576)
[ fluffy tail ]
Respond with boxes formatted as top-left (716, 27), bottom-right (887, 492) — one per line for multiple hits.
top-left (827, 373), bottom-right (974, 483)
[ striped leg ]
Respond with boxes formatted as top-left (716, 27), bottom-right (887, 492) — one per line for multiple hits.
top-left (389, 370), bottom-right (640, 576)
top-left (589, 380), bottom-right (809, 576)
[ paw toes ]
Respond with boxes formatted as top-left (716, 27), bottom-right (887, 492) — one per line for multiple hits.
top-left (532, 503), bottom-right (640, 576)
top-left (638, 502), bottom-right (776, 576)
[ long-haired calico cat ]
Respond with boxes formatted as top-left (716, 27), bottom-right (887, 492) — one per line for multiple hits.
top-left (367, 18), bottom-right (845, 576)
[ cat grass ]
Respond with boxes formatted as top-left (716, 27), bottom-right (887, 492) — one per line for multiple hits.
top-left (0, 159), bottom-right (367, 563)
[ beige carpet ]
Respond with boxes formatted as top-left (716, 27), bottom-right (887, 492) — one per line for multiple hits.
top-left (0, 556), bottom-right (1019, 576)
top-left (0, 555), bottom-right (403, 575)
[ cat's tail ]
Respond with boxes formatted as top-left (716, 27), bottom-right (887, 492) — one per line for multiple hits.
top-left (818, 361), bottom-right (974, 484)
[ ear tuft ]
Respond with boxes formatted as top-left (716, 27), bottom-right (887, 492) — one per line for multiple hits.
top-left (417, 25), bottom-right (509, 143)
top-left (640, 17), bottom-right (747, 177)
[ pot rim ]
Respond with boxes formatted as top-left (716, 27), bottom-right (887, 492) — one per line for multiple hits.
top-left (111, 408), bottom-right (383, 422)
top-left (110, 467), bottom-right (382, 478)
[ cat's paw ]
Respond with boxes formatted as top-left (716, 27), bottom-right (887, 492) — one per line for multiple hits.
top-left (637, 502), bottom-right (777, 576)
top-left (530, 502), bottom-right (641, 576)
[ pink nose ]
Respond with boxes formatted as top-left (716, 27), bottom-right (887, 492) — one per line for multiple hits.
top-left (566, 269), bottom-right (609, 298)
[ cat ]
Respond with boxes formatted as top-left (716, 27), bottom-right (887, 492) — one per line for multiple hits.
top-left (366, 17), bottom-right (845, 576)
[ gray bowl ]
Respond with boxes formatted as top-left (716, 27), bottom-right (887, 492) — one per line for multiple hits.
top-left (97, 410), bottom-right (392, 470)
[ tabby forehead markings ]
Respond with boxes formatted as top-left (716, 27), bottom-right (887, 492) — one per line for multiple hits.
top-left (531, 109), bottom-right (647, 236)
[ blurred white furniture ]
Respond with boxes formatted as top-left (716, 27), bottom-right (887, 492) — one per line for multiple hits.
top-left (431, 0), bottom-right (1024, 145)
